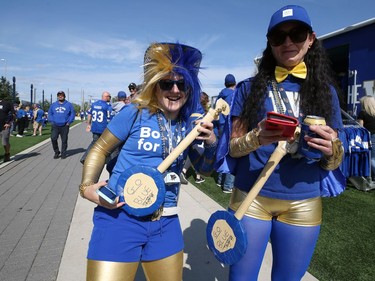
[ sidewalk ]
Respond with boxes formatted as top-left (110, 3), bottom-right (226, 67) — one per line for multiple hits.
top-left (0, 123), bottom-right (317, 280)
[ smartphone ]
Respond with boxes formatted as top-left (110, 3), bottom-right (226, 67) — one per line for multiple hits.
top-left (96, 185), bottom-right (117, 204)
top-left (265, 112), bottom-right (299, 137)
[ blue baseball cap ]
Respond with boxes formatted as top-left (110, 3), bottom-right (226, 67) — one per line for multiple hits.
top-left (225, 74), bottom-right (236, 84)
top-left (117, 91), bottom-right (127, 99)
top-left (267, 5), bottom-right (312, 35)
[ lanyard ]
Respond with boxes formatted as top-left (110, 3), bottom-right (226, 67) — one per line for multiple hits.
top-left (271, 80), bottom-right (297, 118)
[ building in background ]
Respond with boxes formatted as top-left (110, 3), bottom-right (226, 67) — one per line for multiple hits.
top-left (319, 18), bottom-right (375, 117)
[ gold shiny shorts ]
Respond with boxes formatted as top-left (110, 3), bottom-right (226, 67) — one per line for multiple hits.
top-left (229, 188), bottom-right (322, 226)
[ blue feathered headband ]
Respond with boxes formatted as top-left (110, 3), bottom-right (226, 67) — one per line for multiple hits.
top-left (143, 42), bottom-right (203, 120)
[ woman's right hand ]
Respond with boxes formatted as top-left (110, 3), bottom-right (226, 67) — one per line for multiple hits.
top-left (83, 180), bottom-right (125, 209)
top-left (257, 118), bottom-right (295, 146)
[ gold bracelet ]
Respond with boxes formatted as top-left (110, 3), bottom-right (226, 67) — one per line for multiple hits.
top-left (229, 128), bottom-right (261, 158)
top-left (79, 181), bottom-right (95, 198)
top-left (320, 138), bottom-right (344, 171)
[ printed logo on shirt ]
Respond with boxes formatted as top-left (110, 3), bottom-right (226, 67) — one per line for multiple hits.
top-left (55, 106), bottom-right (66, 113)
top-left (138, 127), bottom-right (161, 152)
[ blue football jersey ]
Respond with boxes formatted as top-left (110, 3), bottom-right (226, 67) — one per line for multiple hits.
top-left (88, 100), bottom-right (113, 134)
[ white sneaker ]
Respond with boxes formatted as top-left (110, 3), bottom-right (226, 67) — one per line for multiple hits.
top-left (195, 177), bottom-right (205, 184)
top-left (180, 172), bottom-right (188, 184)
top-left (16, 134), bottom-right (23, 137)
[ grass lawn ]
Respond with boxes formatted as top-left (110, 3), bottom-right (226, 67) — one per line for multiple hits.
top-left (311, 185), bottom-right (375, 281)
top-left (0, 120), bottom-right (81, 161)
top-left (187, 170), bottom-right (375, 281)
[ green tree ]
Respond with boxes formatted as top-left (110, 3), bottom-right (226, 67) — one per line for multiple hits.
top-left (72, 103), bottom-right (81, 115)
top-left (0, 76), bottom-right (18, 102)
top-left (82, 101), bottom-right (90, 111)
top-left (36, 99), bottom-right (51, 112)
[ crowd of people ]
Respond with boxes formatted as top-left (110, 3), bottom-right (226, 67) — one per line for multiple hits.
top-left (1, 4), bottom-right (367, 281)
top-left (0, 81), bottom-right (141, 163)
top-left (7, 103), bottom-right (48, 138)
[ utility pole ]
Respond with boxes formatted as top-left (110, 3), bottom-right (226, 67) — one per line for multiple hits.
top-left (33, 88), bottom-right (37, 105)
top-left (0, 58), bottom-right (6, 78)
top-left (30, 84), bottom-right (33, 105)
top-left (12, 76), bottom-right (16, 104)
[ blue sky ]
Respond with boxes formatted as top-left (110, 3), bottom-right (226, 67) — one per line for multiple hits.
top-left (1, 0), bottom-right (374, 105)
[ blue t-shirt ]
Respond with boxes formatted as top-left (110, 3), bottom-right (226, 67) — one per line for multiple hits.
top-left (26, 110), bottom-right (33, 120)
top-left (17, 109), bottom-right (26, 119)
top-left (35, 109), bottom-right (44, 122)
top-left (231, 76), bottom-right (343, 200)
top-left (107, 104), bottom-right (188, 208)
top-left (88, 100), bottom-right (113, 134)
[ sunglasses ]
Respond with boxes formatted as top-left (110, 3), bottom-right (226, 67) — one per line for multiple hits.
top-left (268, 26), bottom-right (310, 47)
top-left (158, 79), bottom-right (186, 91)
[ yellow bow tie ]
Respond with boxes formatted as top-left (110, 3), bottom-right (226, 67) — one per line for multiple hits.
top-left (275, 62), bottom-right (307, 83)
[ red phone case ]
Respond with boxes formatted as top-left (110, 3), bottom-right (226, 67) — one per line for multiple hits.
top-left (265, 112), bottom-right (299, 137)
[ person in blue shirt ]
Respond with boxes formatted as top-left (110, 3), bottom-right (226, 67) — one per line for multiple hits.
top-left (80, 91), bottom-right (112, 164)
top-left (80, 110), bottom-right (85, 121)
top-left (16, 104), bottom-right (27, 137)
top-left (79, 42), bottom-right (217, 281)
top-left (217, 5), bottom-right (344, 280)
top-left (32, 104), bottom-right (45, 136)
top-left (48, 91), bottom-right (75, 159)
top-left (25, 105), bottom-right (33, 132)
top-left (215, 74), bottom-right (237, 193)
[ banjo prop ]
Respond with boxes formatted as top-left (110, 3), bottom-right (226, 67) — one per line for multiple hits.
top-left (115, 98), bottom-right (230, 217)
top-left (206, 140), bottom-right (289, 265)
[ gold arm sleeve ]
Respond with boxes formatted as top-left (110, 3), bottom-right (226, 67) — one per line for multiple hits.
top-left (320, 138), bottom-right (344, 171)
top-left (81, 129), bottom-right (121, 184)
top-left (229, 128), bottom-right (261, 158)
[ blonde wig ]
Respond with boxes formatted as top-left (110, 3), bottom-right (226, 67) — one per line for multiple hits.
top-left (134, 42), bottom-right (202, 121)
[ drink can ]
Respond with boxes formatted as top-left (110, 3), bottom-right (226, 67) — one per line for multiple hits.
top-left (303, 115), bottom-right (326, 126)
top-left (298, 115), bottom-right (326, 160)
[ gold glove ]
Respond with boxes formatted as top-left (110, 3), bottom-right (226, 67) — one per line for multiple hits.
top-left (229, 128), bottom-right (260, 158)
top-left (320, 138), bottom-right (344, 171)
top-left (81, 129), bottom-right (120, 185)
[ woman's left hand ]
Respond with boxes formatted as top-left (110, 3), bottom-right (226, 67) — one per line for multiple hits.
top-left (305, 125), bottom-right (338, 156)
top-left (196, 121), bottom-right (216, 145)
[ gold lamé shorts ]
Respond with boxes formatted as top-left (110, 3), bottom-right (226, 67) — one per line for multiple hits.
top-left (229, 188), bottom-right (322, 227)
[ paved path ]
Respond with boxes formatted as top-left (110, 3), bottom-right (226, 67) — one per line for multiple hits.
top-left (0, 122), bottom-right (318, 280)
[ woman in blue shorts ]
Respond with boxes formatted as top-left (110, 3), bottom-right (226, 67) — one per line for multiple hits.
top-left (220, 5), bottom-right (344, 281)
top-left (79, 42), bottom-right (217, 281)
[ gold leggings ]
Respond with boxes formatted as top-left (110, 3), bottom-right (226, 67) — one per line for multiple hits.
top-left (230, 188), bottom-right (322, 226)
top-left (86, 251), bottom-right (183, 281)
